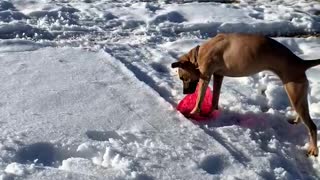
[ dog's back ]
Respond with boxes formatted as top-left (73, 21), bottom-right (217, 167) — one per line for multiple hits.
top-left (203, 33), bottom-right (316, 78)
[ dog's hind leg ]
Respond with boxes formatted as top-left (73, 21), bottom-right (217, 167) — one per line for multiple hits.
top-left (284, 77), bottom-right (318, 156)
top-left (287, 116), bottom-right (301, 125)
top-left (212, 74), bottom-right (224, 111)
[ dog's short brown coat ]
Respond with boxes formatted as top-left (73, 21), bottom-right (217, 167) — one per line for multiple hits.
top-left (172, 33), bottom-right (320, 156)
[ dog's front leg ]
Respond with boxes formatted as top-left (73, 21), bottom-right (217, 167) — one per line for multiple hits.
top-left (190, 78), bottom-right (210, 115)
top-left (212, 74), bottom-right (223, 112)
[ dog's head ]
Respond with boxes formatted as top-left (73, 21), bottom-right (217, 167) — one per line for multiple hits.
top-left (171, 46), bottom-right (200, 94)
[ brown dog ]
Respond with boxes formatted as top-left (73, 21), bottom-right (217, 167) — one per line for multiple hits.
top-left (171, 33), bottom-right (320, 157)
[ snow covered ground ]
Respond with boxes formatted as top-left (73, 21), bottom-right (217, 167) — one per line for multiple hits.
top-left (0, 0), bottom-right (320, 179)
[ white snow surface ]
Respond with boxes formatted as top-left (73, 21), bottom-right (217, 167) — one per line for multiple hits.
top-left (0, 0), bottom-right (320, 179)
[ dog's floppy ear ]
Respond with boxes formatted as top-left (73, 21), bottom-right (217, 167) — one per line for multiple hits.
top-left (189, 45), bottom-right (200, 64)
top-left (171, 62), bottom-right (181, 68)
top-left (172, 61), bottom-right (200, 77)
top-left (171, 61), bottom-right (190, 69)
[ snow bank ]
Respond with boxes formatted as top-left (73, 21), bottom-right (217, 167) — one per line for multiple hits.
top-left (0, 0), bottom-right (318, 44)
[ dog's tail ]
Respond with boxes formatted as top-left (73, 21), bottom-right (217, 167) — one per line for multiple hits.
top-left (303, 59), bottom-right (320, 70)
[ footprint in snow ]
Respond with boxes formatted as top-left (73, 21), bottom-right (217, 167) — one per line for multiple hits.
top-left (15, 142), bottom-right (70, 167)
top-left (86, 130), bottom-right (143, 143)
top-left (199, 155), bottom-right (225, 175)
top-left (86, 130), bottom-right (124, 142)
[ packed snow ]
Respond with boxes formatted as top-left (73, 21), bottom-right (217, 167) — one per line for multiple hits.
top-left (0, 0), bottom-right (320, 179)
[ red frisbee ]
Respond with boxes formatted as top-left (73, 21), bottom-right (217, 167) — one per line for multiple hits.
top-left (176, 84), bottom-right (220, 121)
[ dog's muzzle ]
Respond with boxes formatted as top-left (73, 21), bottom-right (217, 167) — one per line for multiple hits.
top-left (183, 80), bottom-right (198, 94)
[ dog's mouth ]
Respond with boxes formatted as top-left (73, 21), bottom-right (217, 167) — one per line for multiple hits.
top-left (183, 80), bottom-right (198, 94)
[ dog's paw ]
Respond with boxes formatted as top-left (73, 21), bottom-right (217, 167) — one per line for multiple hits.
top-left (211, 106), bottom-right (220, 112)
top-left (287, 117), bottom-right (301, 125)
top-left (287, 119), bottom-right (298, 125)
top-left (307, 146), bottom-right (318, 157)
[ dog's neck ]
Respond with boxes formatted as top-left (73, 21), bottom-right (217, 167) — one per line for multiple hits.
top-left (192, 45), bottom-right (211, 81)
